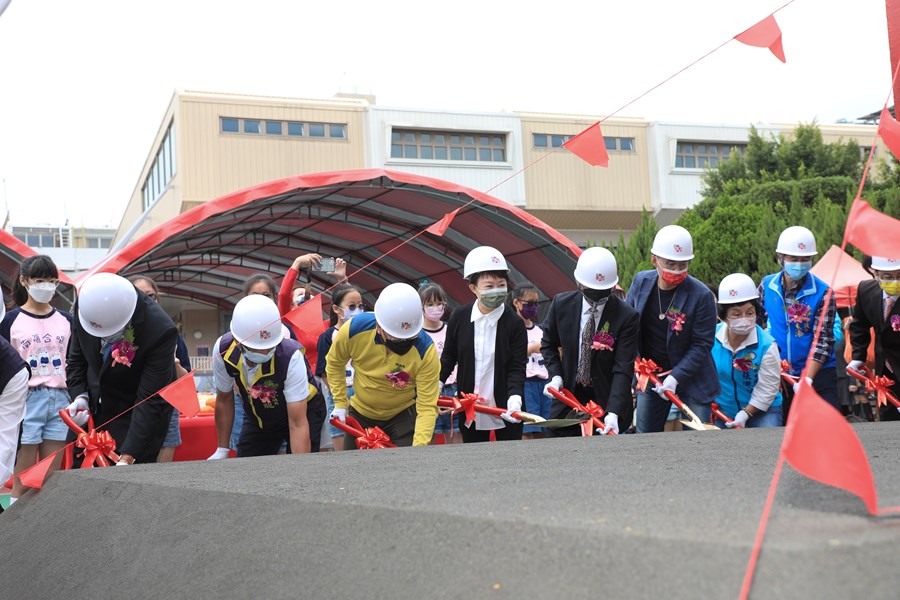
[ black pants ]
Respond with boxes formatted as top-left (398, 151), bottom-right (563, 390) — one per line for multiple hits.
top-left (236, 415), bottom-right (291, 457)
top-left (306, 394), bottom-right (326, 452)
top-left (456, 413), bottom-right (523, 443)
top-left (781, 366), bottom-right (839, 424)
top-left (343, 405), bottom-right (417, 450)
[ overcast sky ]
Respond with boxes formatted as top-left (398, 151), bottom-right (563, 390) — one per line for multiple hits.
top-left (0, 0), bottom-right (892, 229)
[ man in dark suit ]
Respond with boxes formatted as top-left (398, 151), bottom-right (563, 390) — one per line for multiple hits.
top-left (626, 225), bottom-right (720, 432)
top-left (541, 247), bottom-right (639, 435)
top-left (65, 273), bottom-right (178, 464)
top-left (849, 256), bottom-right (900, 421)
top-left (440, 246), bottom-right (527, 443)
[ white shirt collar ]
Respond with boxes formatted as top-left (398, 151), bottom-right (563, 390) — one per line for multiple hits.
top-left (471, 302), bottom-right (504, 324)
top-left (716, 322), bottom-right (759, 351)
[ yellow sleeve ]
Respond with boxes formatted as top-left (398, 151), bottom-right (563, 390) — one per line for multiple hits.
top-left (325, 324), bottom-right (351, 409)
top-left (412, 345), bottom-right (440, 446)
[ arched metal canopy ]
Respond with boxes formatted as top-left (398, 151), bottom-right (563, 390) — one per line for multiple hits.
top-left (78, 169), bottom-right (582, 310)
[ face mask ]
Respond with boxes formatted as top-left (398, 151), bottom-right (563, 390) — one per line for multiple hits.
top-left (342, 307), bottom-right (364, 319)
top-left (293, 294), bottom-right (305, 306)
top-left (783, 261), bottom-right (812, 281)
top-left (385, 338), bottom-right (415, 355)
top-left (581, 287), bottom-right (612, 305)
top-left (879, 280), bottom-right (900, 296)
top-left (519, 304), bottom-right (539, 320)
top-left (27, 282), bottom-right (57, 304)
top-left (659, 267), bottom-right (688, 287)
top-left (479, 287), bottom-right (507, 310)
top-left (243, 348), bottom-right (275, 364)
top-left (728, 317), bottom-right (756, 336)
top-left (424, 306), bottom-right (445, 321)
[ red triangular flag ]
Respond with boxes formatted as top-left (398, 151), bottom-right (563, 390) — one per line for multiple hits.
top-left (426, 209), bottom-right (459, 236)
top-left (781, 381), bottom-right (879, 514)
top-left (845, 198), bottom-right (900, 259)
top-left (562, 122), bottom-right (609, 167)
top-left (887, 0), bottom-right (900, 106)
top-left (734, 14), bottom-right (786, 63)
top-left (284, 294), bottom-right (327, 342)
top-left (18, 450), bottom-right (62, 490)
top-left (878, 107), bottom-right (900, 160)
top-left (159, 370), bottom-right (200, 418)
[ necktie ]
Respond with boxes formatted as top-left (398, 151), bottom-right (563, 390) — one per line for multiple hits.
top-left (885, 296), bottom-right (895, 323)
top-left (576, 306), bottom-right (596, 386)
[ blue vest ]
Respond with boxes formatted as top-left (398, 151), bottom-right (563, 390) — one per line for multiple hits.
top-left (219, 334), bottom-right (318, 430)
top-left (762, 271), bottom-right (836, 374)
top-left (712, 323), bottom-right (782, 418)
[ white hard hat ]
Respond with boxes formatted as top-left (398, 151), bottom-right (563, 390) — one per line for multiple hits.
top-left (230, 294), bottom-right (284, 350)
top-left (718, 273), bottom-right (759, 304)
top-left (574, 247), bottom-right (619, 290)
top-left (776, 226), bottom-right (817, 257)
top-left (650, 225), bottom-right (695, 261)
top-left (871, 256), bottom-right (900, 272)
top-left (374, 283), bottom-right (424, 339)
top-left (463, 246), bottom-right (509, 278)
top-left (77, 272), bottom-right (138, 337)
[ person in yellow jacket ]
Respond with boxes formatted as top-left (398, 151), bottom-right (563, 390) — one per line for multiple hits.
top-left (326, 283), bottom-right (440, 447)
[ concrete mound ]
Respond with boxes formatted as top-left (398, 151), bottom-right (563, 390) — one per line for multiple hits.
top-left (3, 424), bottom-right (900, 599)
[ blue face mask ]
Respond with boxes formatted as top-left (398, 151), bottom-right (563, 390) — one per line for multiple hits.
top-left (243, 348), bottom-right (275, 364)
top-left (783, 261), bottom-right (812, 281)
top-left (342, 307), bottom-right (364, 320)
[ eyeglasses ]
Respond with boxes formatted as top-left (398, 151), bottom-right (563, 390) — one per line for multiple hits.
top-left (518, 301), bottom-right (539, 307)
top-left (658, 259), bottom-right (690, 270)
top-left (879, 274), bottom-right (900, 282)
top-left (340, 303), bottom-right (364, 311)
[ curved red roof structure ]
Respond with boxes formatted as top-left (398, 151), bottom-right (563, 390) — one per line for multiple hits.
top-left (77, 169), bottom-right (582, 309)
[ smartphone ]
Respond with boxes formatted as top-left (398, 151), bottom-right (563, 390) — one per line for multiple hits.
top-left (313, 257), bottom-right (336, 272)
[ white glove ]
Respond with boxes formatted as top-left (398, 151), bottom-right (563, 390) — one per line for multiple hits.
top-left (599, 412), bottom-right (619, 435)
top-left (652, 375), bottom-right (678, 397)
top-left (793, 376), bottom-right (813, 394)
top-left (501, 396), bottom-right (523, 423)
top-left (330, 407), bottom-right (347, 424)
top-left (115, 460), bottom-right (130, 466)
top-left (543, 376), bottom-right (563, 398)
top-left (207, 447), bottom-right (231, 460)
top-left (846, 360), bottom-right (865, 374)
top-left (66, 397), bottom-right (90, 427)
top-left (726, 409), bottom-right (750, 429)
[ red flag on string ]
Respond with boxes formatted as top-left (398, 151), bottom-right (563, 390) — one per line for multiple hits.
top-left (159, 371), bottom-right (200, 418)
top-left (562, 122), bottom-right (609, 167)
top-left (426, 209), bottom-right (459, 236)
top-left (878, 107), bottom-right (900, 160)
top-left (887, 0), bottom-right (900, 105)
top-left (781, 381), bottom-right (879, 514)
top-left (17, 451), bottom-right (60, 490)
top-left (845, 197), bottom-right (900, 259)
top-left (284, 293), bottom-right (327, 342)
top-left (734, 14), bottom-right (786, 63)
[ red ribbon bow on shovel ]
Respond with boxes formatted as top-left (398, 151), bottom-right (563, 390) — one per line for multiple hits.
top-left (58, 409), bottom-right (120, 467)
top-left (329, 415), bottom-right (397, 449)
top-left (634, 358), bottom-right (719, 431)
top-left (546, 387), bottom-right (615, 436)
top-left (846, 366), bottom-right (900, 409)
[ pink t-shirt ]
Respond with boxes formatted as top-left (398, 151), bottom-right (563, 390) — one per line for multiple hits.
top-left (424, 323), bottom-right (456, 385)
top-left (525, 323), bottom-right (549, 379)
top-left (3, 308), bottom-right (72, 389)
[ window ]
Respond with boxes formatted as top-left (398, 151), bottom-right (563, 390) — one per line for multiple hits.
top-left (265, 121), bottom-right (282, 135)
top-left (391, 128), bottom-right (508, 163)
top-left (288, 122), bottom-right (303, 136)
top-left (534, 132), bottom-right (634, 153)
top-left (329, 124), bottom-right (346, 139)
top-left (308, 123), bottom-right (325, 137)
top-left (243, 120), bottom-right (260, 134)
top-left (675, 141), bottom-right (746, 169)
top-left (221, 118), bottom-right (239, 133)
top-left (141, 122), bottom-right (176, 210)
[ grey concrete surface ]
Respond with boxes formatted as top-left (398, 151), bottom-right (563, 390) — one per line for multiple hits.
top-left (2, 424), bottom-right (900, 599)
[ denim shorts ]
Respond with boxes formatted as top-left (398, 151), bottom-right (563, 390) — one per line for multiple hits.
top-left (162, 408), bottom-right (182, 447)
top-left (434, 383), bottom-right (459, 434)
top-left (523, 378), bottom-right (550, 433)
top-left (323, 383), bottom-right (355, 439)
top-left (21, 387), bottom-right (71, 444)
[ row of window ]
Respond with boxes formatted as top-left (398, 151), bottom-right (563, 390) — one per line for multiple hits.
top-left (142, 123), bottom-right (176, 210)
top-left (674, 142), bottom-right (746, 169)
top-left (532, 133), bottom-right (635, 152)
top-left (389, 129), bottom-right (507, 162)
top-left (220, 117), bottom-right (347, 140)
top-left (15, 233), bottom-right (111, 249)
